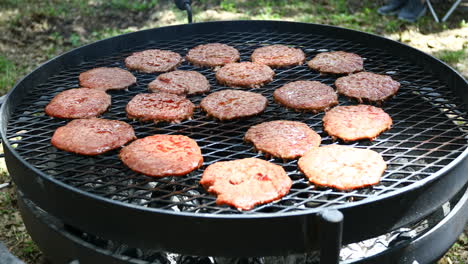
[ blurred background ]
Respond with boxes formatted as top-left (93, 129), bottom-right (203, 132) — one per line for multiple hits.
top-left (0, 0), bottom-right (466, 263)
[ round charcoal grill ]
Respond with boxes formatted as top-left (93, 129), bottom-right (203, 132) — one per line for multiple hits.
top-left (1, 21), bottom-right (468, 259)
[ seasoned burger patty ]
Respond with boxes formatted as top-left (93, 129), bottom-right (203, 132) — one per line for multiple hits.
top-left (200, 158), bottom-right (292, 210)
top-left (148, 70), bottom-right (210, 95)
top-left (244, 120), bottom-right (321, 159)
top-left (251, 45), bottom-right (305, 68)
top-left (120, 134), bottom-right (203, 177)
top-left (79, 67), bottom-right (136, 91)
top-left (298, 145), bottom-right (386, 190)
top-left (273, 81), bottom-right (338, 112)
top-left (126, 93), bottom-right (194, 123)
top-left (308, 51), bottom-right (364, 74)
top-left (215, 62), bottom-right (274, 88)
top-left (323, 105), bottom-right (392, 142)
top-left (45, 88), bottom-right (111, 119)
top-left (200, 90), bottom-right (267, 120)
top-left (51, 118), bottom-right (136, 155)
top-left (186, 43), bottom-right (240, 67)
top-left (124, 49), bottom-right (182, 73)
top-left (335, 72), bottom-right (400, 102)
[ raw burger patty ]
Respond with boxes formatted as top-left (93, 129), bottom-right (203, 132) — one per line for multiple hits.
top-left (244, 120), bottom-right (321, 159)
top-left (124, 49), bottom-right (182, 73)
top-left (51, 118), bottom-right (135, 155)
top-left (45, 88), bottom-right (111, 119)
top-left (274, 81), bottom-right (338, 112)
top-left (79, 67), bottom-right (136, 91)
top-left (298, 145), bottom-right (386, 190)
top-left (308, 51), bottom-right (363, 74)
top-left (200, 158), bottom-right (292, 210)
top-left (120, 134), bottom-right (203, 177)
top-left (148, 70), bottom-right (210, 95)
top-left (186, 43), bottom-right (240, 67)
top-left (251, 45), bottom-right (305, 68)
top-left (126, 93), bottom-right (194, 123)
top-left (215, 62), bottom-right (274, 88)
top-left (335, 72), bottom-right (400, 102)
top-left (200, 90), bottom-right (267, 120)
top-left (323, 105), bottom-right (392, 142)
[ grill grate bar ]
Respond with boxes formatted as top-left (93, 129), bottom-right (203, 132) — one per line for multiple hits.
top-left (5, 30), bottom-right (468, 215)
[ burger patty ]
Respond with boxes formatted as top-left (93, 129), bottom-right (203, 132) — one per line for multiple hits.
top-left (45, 88), bottom-right (111, 119)
top-left (335, 72), bottom-right (400, 102)
top-left (120, 134), bottom-right (203, 177)
top-left (51, 118), bottom-right (136, 156)
top-left (186, 43), bottom-right (240, 67)
top-left (79, 67), bottom-right (136, 91)
top-left (200, 90), bottom-right (268, 120)
top-left (148, 70), bottom-right (210, 95)
top-left (215, 62), bottom-right (275, 88)
top-left (126, 93), bottom-right (194, 123)
top-left (124, 49), bottom-right (182, 73)
top-left (273, 80), bottom-right (338, 112)
top-left (251, 45), bottom-right (305, 68)
top-left (200, 158), bottom-right (292, 210)
top-left (323, 105), bottom-right (392, 142)
top-left (244, 120), bottom-right (321, 159)
top-left (308, 51), bottom-right (364, 74)
top-left (298, 145), bottom-right (386, 190)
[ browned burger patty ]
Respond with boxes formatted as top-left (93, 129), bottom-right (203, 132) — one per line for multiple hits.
top-left (307, 51), bottom-right (364, 74)
top-left (126, 93), bottom-right (194, 123)
top-left (244, 120), bottom-right (321, 159)
top-left (251, 45), bottom-right (305, 68)
top-left (215, 62), bottom-right (274, 88)
top-left (200, 158), bottom-right (292, 210)
top-left (323, 105), bottom-right (392, 142)
top-left (51, 118), bottom-right (136, 155)
top-left (120, 134), bottom-right (203, 177)
top-left (273, 81), bottom-right (338, 112)
top-left (186, 43), bottom-right (240, 67)
top-left (335, 72), bottom-right (400, 102)
top-left (298, 145), bottom-right (386, 190)
top-left (45, 88), bottom-right (111, 119)
top-left (79, 67), bottom-right (136, 91)
top-left (148, 70), bottom-right (210, 95)
top-left (200, 90), bottom-right (267, 120)
top-left (124, 49), bottom-right (182, 73)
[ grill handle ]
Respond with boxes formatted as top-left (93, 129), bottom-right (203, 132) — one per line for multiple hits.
top-left (174, 0), bottom-right (193, 23)
top-left (0, 94), bottom-right (5, 159)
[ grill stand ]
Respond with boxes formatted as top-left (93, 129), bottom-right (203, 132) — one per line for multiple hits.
top-left (17, 184), bottom-right (468, 264)
top-left (319, 210), bottom-right (344, 264)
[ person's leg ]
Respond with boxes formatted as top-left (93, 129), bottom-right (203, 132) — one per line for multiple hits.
top-left (398, 0), bottom-right (427, 22)
top-left (378, 0), bottom-right (408, 15)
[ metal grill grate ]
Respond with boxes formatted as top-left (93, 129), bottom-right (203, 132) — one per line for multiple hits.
top-left (6, 30), bottom-right (468, 215)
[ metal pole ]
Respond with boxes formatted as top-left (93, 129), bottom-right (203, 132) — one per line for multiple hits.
top-left (442, 0), bottom-right (462, 22)
top-left (426, 0), bottom-right (440, 23)
top-left (319, 209), bottom-right (344, 264)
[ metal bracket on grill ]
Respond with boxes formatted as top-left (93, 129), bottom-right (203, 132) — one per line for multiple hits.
top-left (319, 209), bottom-right (343, 264)
top-left (174, 0), bottom-right (193, 23)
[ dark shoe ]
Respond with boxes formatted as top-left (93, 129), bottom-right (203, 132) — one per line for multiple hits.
top-left (378, 0), bottom-right (407, 15)
top-left (398, 0), bottom-right (427, 22)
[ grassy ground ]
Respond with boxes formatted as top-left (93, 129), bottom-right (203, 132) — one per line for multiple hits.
top-left (0, 0), bottom-right (467, 263)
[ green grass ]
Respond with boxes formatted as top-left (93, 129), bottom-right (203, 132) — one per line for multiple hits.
top-left (433, 49), bottom-right (467, 65)
top-left (0, 56), bottom-right (18, 94)
top-left (104, 0), bottom-right (159, 11)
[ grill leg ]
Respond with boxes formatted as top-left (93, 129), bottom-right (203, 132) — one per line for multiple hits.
top-left (319, 210), bottom-right (343, 264)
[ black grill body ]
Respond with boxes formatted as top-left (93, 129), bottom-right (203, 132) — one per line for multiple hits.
top-left (16, 186), bottom-right (468, 264)
top-left (1, 21), bottom-right (467, 257)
